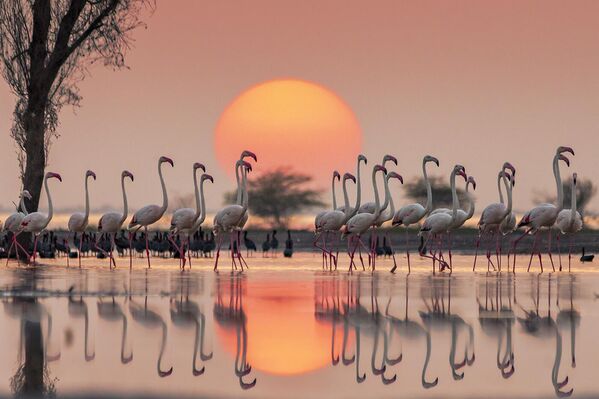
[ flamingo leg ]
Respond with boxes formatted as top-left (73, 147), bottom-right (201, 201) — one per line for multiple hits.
top-left (511, 228), bottom-right (532, 273)
top-left (447, 232), bottom-right (453, 270)
top-left (77, 234), bottom-right (83, 268)
top-left (557, 234), bottom-right (563, 272)
top-left (348, 236), bottom-right (359, 273)
top-left (187, 237), bottom-right (192, 268)
top-left (357, 239), bottom-right (366, 271)
top-left (229, 233), bottom-right (238, 271)
top-left (527, 233), bottom-right (539, 272)
top-left (128, 232), bottom-right (133, 269)
top-left (214, 233), bottom-right (223, 271)
top-left (144, 227), bottom-right (151, 269)
top-left (94, 234), bottom-right (111, 268)
top-left (166, 233), bottom-right (183, 269)
top-left (404, 228), bottom-right (412, 272)
top-left (388, 233), bottom-right (398, 273)
top-left (31, 234), bottom-right (39, 265)
top-left (547, 229), bottom-right (555, 272)
top-left (568, 235), bottom-right (573, 272)
top-left (473, 232), bottom-right (482, 271)
top-left (110, 233), bottom-right (117, 269)
top-left (5, 236), bottom-right (15, 266)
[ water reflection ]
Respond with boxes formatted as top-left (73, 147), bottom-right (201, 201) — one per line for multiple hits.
top-left (0, 265), bottom-right (596, 398)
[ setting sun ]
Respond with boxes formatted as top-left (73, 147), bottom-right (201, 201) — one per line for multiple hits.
top-left (214, 79), bottom-right (362, 186)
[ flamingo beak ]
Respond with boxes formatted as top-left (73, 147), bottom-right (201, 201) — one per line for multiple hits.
top-left (359, 154), bottom-right (367, 164)
top-left (559, 146), bottom-right (575, 156)
top-left (204, 174), bottom-right (214, 183)
top-left (344, 173), bottom-right (356, 183)
top-left (51, 173), bottom-right (62, 182)
top-left (24, 191), bottom-right (32, 200)
top-left (397, 174), bottom-right (404, 184)
top-left (124, 171), bottom-right (134, 181)
top-left (573, 173), bottom-right (577, 185)
top-left (87, 170), bottom-right (96, 180)
top-left (333, 171), bottom-right (341, 180)
top-left (558, 154), bottom-right (570, 167)
top-left (385, 155), bottom-right (398, 165)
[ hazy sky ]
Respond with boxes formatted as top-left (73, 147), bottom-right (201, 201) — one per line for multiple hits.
top-left (1, 0), bottom-right (599, 214)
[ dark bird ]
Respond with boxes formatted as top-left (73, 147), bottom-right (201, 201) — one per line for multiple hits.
top-left (270, 230), bottom-right (279, 257)
top-left (580, 247), bottom-right (594, 263)
top-left (243, 231), bottom-right (257, 256)
top-left (283, 230), bottom-right (293, 258)
top-left (262, 233), bottom-right (271, 257)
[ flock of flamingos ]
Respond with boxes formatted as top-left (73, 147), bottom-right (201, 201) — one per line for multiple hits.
top-left (2, 146), bottom-right (586, 274)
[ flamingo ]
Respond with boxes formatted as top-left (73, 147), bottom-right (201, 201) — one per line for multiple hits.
top-left (392, 155), bottom-right (439, 272)
top-left (4, 190), bottom-right (32, 264)
top-left (213, 160), bottom-right (252, 271)
top-left (314, 171), bottom-right (340, 267)
top-left (499, 170), bottom-right (517, 265)
top-left (68, 170), bottom-right (97, 268)
top-left (360, 171), bottom-right (404, 272)
top-left (168, 162), bottom-right (206, 268)
top-left (314, 173), bottom-right (356, 269)
top-left (358, 155), bottom-right (399, 265)
top-left (474, 169), bottom-right (514, 272)
top-left (429, 174), bottom-right (477, 268)
top-left (342, 164), bottom-right (387, 272)
top-left (183, 173), bottom-right (213, 268)
top-left (418, 165), bottom-right (467, 273)
top-left (512, 146), bottom-right (574, 273)
top-left (128, 156), bottom-right (174, 268)
top-left (473, 163), bottom-right (516, 271)
top-left (96, 170), bottom-right (134, 268)
top-left (20, 172), bottom-right (62, 265)
top-left (555, 173), bottom-right (583, 272)
top-left (232, 151), bottom-right (257, 257)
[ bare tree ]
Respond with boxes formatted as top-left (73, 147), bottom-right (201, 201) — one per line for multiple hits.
top-left (0, 0), bottom-right (152, 214)
top-left (224, 167), bottom-right (325, 228)
top-left (534, 176), bottom-right (597, 217)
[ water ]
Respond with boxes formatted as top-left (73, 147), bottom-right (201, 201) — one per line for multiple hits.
top-left (0, 253), bottom-right (598, 398)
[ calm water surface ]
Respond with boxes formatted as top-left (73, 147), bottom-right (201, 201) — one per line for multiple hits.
top-left (1, 253), bottom-right (598, 398)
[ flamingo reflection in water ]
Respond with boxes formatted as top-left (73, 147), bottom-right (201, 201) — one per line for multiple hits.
top-left (213, 274), bottom-right (256, 389)
top-left (517, 274), bottom-right (574, 397)
top-left (170, 276), bottom-right (212, 376)
top-left (385, 276), bottom-right (439, 389)
top-left (68, 286), bottom-right (95, 361)
top-left (96, 296), bottom-right (133, 364)
top-left (317, 275), bottom-right (401, 384)
top-left (129, 295), bottom-right (173, 377)
top-left (419, 276), bottom-right (476, 381)
top-left (477, 274), bottom-right (516, 378)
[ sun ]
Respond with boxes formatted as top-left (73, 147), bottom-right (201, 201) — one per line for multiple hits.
top-left (214, 79), bottom-right (362, 185)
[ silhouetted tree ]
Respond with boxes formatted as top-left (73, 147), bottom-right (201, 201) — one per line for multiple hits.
top-left (0, 0), bottom-right (152, 217)
top-left (224, 167), bottom-right (325, 227)
top-left (534, 176), bottom-right (596, 217)
top-left (404, 176), bottom-right (469, 209)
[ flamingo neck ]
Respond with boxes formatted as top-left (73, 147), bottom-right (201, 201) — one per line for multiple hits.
top-left (465, 184), bottom-right (475, 220)
top-left (423, 160), bottom-right (433, 215)
top-left (372, 168), bottom-right (382, 218)
top-left (192, 177), bottom-right (208, 230)
top-left (120, 175), bottom-right (129, 226)
top-left (379, 172), bottom-right (391, 214)
top-left (19, 194), bottom-right (28, 215)
top-left (353, 158), bottom-right (364, 217)
top-left (159, 161), bottom-right (168, 213)
top-left (83, 174), bottom-right (91, 224)
top-left (331, 174), bottom-right (338, 210)
top-left (505, 174), bottom-right (513, 216)
top-left (342, 177), bottom-right (352, 220)
top-left (193, 167), bottom-right (201, 219)
top-left (386, 175), bottom-right (396, 221)
top-left (553, 155), bottom-right (564, 211)
top-left (450, 171), bottom-right (458, 222)
top-left (235, 161), bottom-right (242, 205)
top-left (241, 167), bottom-right (249, 212)
top-left (570, 179), bottom-right (577, 222)
top-left (497, 173), bottom-right (505, 204)
top-left (44, 176), bottom-right (53, 227)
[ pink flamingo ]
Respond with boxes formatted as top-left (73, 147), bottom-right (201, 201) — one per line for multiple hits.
top-left (314, 170), bottom-right (340, 268)
top-left (418, 165), bottom-right (467, 273)
top-left (392, 155), bottom-right (439, 272)
top-left (168, 162), bottom-right (206, 268)
top-left (20, 172), bottom-right (62, 265)
top-left (213, 160), bottom-right (252, 271)
top-left (314, 173), bottom-right (356, 269)
top-left (342, 164), bottom-right (387, 272)
top-left (68, 170), bottom-right (96, 268)
top-left (97, 170), bottom-right (134, 268)
top-left (4, 190), bottom-right (32, 265)
top-left (128, 156), bottom-right (174, 268)
top-left (512, 146), bottom-right (574, 273)
top-left (555, 173), bottom-right (583, 271)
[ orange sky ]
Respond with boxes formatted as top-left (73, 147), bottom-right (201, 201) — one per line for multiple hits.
top-left (1, 0), bottom-right (599, 214)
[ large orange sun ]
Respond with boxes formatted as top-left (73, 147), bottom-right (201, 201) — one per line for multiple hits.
top-left (214, 79), bottom-right (362, 185)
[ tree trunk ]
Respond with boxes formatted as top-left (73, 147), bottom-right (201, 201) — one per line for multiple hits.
top-left (16, 104), bottom-right (47, 261)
